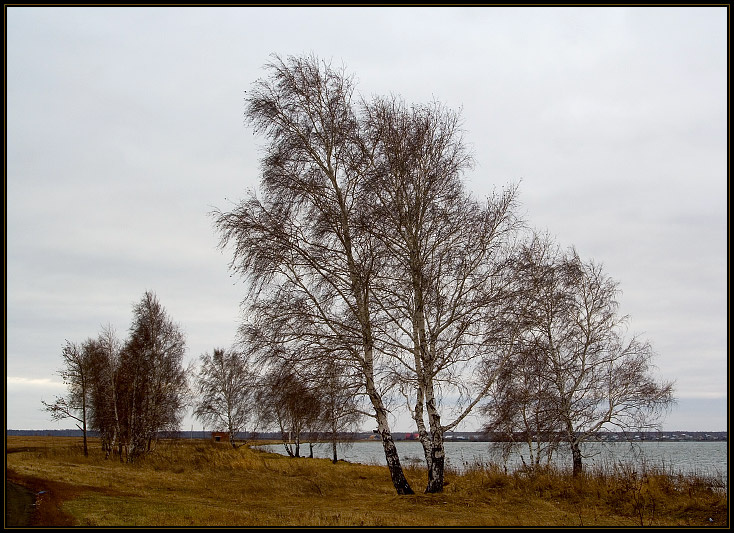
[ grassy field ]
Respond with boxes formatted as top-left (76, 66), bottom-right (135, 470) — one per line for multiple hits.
top-left (5, 435), bottom-right (728, 527)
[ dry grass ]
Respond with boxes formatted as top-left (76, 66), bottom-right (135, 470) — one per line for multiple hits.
top-left (5, 435), bottom-right (728, 527)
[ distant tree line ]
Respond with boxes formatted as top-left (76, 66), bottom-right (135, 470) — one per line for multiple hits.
top-left (44, 54), bottom-right (675, 492)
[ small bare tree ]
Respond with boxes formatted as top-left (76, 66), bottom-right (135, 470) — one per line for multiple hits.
top-left (87, 325), bottom-right (124, 460)
top-left (116, 291), bottom-right (190, 461)
top-left (256, 362), bottom-right (321, 458)
top-left (194, 347), bottom-right (254, 447)
top-left (316, 359), bottom-right (365, 463)
top-left (44, 294), bottom-right (189, 462)
top-left (42, 339), bottom-right (94, 456)
top-left (481, 342), bottom-right (565, 469)
top-left (486, 234), bottom-right (676, 476)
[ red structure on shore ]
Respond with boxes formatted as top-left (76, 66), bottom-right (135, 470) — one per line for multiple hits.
top-left (211, 432), bottom-right (230, 443)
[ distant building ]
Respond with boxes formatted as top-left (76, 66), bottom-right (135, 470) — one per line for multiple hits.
top-left (211, 432), bottom-right (230, 443)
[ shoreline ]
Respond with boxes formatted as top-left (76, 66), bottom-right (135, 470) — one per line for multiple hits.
top-left (5, 435), bottom-right (727, 527)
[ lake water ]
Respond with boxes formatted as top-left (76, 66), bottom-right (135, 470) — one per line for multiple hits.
top-left (255, 440), bottom-right (728, 481)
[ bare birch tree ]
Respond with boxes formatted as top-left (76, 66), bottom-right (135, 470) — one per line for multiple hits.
top-left (480, 339), bottom-right (565, 469)
top-left (42, 339), bottom-right (94, 456)
top-left (317, 359), bottom-right (365, 463)
top-left (213, 54), bottom-right (414, 493)
top-left (194, 347), bottom-right (255, 447)
top-left (256, 361), bottom-right (321, 458)
top-left (486, 235), bottom-right (676, 476)
top-left (87, 325), bottom-right (124, 460)
top-left (361, 96), bottom-right (524, 492)
top-left (116, 291), bottom-right (190, 461)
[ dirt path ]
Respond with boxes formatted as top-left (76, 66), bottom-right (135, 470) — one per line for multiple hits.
top-left (5, 471), bottom-right (77, 527)
top-left (5, 480), bottom-right (35, 527)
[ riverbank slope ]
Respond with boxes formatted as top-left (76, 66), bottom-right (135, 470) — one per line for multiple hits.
top-left (5, 435), bottom-right (727, 527)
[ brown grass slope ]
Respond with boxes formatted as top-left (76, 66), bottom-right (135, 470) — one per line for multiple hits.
top-left (5, 436), bottom-right (728, 527)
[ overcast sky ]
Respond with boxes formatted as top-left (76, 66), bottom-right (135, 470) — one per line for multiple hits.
top-left (6, 6), bottom-right (727, 433)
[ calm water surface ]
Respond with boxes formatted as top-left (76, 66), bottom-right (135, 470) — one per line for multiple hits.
top-left (256, 440), bottom-right (728, 481)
